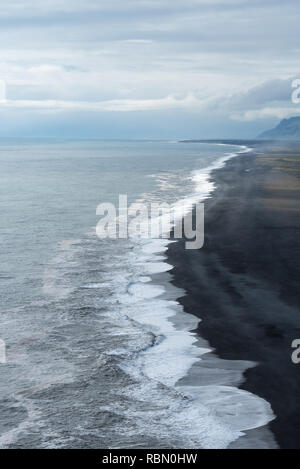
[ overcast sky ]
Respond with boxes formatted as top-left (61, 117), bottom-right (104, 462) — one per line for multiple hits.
top-left (0, 0), bottom-right (299, 138)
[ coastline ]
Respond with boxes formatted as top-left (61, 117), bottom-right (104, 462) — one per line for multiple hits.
top-left (168, 141), bottom-right (300, 449)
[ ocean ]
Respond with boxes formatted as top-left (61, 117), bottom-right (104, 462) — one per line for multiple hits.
top-left (0, 139), bottom-right (274, 448)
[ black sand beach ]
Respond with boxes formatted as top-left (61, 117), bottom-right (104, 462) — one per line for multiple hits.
top-left (168, 142), bottom-right (300, 449)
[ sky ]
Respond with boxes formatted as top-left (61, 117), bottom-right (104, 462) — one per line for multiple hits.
top-left (0, 0), bottom-right (300, 139)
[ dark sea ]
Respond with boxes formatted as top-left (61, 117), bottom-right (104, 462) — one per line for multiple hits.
top-left (0, 140), bottom-right (274, 448)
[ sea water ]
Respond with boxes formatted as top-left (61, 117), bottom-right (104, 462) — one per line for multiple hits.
top-left (0, 139), bottom-right (275, 448)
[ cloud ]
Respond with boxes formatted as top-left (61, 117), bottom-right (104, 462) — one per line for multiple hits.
top-left (0, 0), bottom-right (299, 137)
top-left (226, 76), bottom-right (300, 121)
top-left (3, 94), bottom-right (200, 112)
top-left (0, 0), bottom-right (248, 17)
top-left (231, 107), bottom-right (300, 121)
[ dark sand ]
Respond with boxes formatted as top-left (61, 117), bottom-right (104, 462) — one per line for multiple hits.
top-left (168, 142), bottom-right (300, 449)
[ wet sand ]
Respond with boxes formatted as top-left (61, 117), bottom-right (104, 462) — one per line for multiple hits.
top-left (168, 142), bottom-right (300, 449)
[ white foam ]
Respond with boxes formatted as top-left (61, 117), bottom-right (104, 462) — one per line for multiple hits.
top-left (113, 143), bottom-right (275, 448)
top-left (180, 384), bottom-right (273, 432)
top-left (127, 283), bottom-right (165, 300)
top-left (141, 261), bottom-right (173, 274)
top-left (138, 276), bottom-right (151, 283)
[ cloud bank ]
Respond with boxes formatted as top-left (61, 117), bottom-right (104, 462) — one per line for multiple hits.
top-left (0, 0), bottom-right (299, 137)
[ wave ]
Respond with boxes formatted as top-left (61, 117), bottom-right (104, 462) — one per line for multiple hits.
top-left (109, 143), bottom-right (276, 448)
top-left (1, 143), bottom-right (275, 449)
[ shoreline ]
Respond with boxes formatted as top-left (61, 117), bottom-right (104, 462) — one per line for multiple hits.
top-left (168, 141), bottom-right (300, 449)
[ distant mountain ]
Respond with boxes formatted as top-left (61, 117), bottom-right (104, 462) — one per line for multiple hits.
top-left (258, 116), bottom-right (300, 140)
